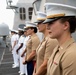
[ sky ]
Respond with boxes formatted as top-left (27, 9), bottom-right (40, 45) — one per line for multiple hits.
top-left (0, 0), bottom-right (18, 30)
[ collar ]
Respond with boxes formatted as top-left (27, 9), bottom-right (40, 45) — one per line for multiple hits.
top-left (30, 33), bottom-right (37, 38)
top-left (43, 34), bottom-right (50, 40)
top-left (58, 38), bottom-right (75, 53)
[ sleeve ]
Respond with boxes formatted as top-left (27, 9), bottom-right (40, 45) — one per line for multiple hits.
top-left (13, 35), bottom-right (17, 42)
top-left (19, 36), bottom-right (24, 43)
top-left (16, 35), bottom-right (19, 41)
top-left (23, 37), bottom-right (29, 49)
top-left (44, 38), bottom-right (58, 60)
top-left (32, 37), bottom-right (40, 51)
top-left (62, 51), bottom-right (76, 75)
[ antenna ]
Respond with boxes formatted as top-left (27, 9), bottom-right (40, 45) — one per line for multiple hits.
top-left (6, 0), bottom-right (18, 13)
top-left (32, 0), bottom-right (41, 15)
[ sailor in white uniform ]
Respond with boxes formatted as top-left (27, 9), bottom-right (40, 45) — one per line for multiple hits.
top-left (16, 28), bottom-right (25, 75)
top-left (11, 30), bottom-right (18, 68)
top-left (20, 27), bottom-right (29, 75)
top-left (12, 30), bottom-right (19, 68)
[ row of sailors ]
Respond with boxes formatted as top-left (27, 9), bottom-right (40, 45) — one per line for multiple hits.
top-left (11, 3), bottom-right (76, 75)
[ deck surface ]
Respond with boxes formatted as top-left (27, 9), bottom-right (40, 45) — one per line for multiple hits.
top-left (0, 47), bottom-right (19, 75)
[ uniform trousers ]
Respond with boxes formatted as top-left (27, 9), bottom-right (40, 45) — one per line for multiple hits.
top-left (19, 50), bottom-right (28, 75)
top-left (27, 61), bottom-right (34, 75)
top-left (20, 56), bottom-right (28, 75)
top-left (12, 48), bottom-right (19, 66)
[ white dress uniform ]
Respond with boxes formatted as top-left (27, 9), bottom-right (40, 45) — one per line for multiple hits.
top-left (13, 34), bottom-right (19, 66)
top-left (18, 35), bottom-right (28, 75)
top-left (20, 36), bottom-right (29, 75)
top-left (11, 34), bottom-right (17, 66)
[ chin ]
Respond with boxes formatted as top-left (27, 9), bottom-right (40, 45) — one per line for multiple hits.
top-left (49, 35), bottom-right (55, 39)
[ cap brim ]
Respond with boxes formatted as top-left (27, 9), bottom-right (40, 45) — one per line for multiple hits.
top-left (34, 20), bottom-right (44, 23)
top-left (18, 28), bottom-right (23, 31)
top-left (43, 16), bottom-right (74, 24)
top-left (11, 31), bottom-right (15, 32)
top-left (43, 18), bottom-right (57, 24)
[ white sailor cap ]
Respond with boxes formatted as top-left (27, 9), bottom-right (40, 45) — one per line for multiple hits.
top-left (25, 22), bottom-right (37, 28)
top-left (24, 26), bottom-right (27, 29)
top-left (14, 30), bottom-right (18, 33)
top-left (34, 11), bottom-right (46, 23)
top-left (18, 28), bottom-right (23, 31)
top-left (11, 29), bottom-right (16, 32)
top-left (23, 26), bottom-right (27, 31)
top-left (43, 3), bottom-right (76, 23)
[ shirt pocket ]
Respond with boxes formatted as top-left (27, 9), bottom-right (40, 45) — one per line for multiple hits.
top-left (63, 61), bottom-right (73, 70)
top-left (51, 62), bottom-right (61, 75)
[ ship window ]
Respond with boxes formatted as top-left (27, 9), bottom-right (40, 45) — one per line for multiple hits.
top-left (28, 7), bottom-right (33, 20)
top-left (19, 7), bottom-right (26, 20)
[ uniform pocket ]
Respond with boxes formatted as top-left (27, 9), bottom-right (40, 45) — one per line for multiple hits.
top-left (63, 61), bottom-right (73, 70)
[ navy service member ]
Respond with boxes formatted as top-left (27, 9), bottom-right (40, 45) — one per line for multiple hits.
top-left (23, 22), bottom-right (40, 75)
top-left (12, 30), bottom-right (19, 68)
top-left (11, 30), bottom-right (19, 68)
top-left (33, 12), bottom-right (58, 75)
top-left (16, 28), bottom-right (24, 74)
top-left (43, 3), bottom-right (76, 75)
top-left (19, 28), bottom-right (28, 75)
top-left (20, 27), bottom-right (30, 75)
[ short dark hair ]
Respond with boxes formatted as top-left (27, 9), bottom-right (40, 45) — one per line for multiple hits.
top-left (19, 31), bottom-right (24, 36)
top-left (59, 16), bottom-right (76, 33)
top-left (30, 27), bottom-right (37, 33)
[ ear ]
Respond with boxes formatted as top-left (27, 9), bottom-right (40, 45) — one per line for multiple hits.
top-left (63, 21), bottom-right (70, 30)
top-left (32, 28), bottom-right (34, 32)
